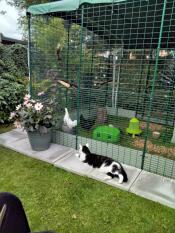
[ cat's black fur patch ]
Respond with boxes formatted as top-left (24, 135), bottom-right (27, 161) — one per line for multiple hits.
top-left (82, 145), bottom-right (128, 182)
top-left (112, 164), bottom-right (118, 173)
top-left (83, 146), bottom-right (113, 168)
top-left (106, 172), bottom-right (118, 179)
top-left (104, 159), bottom-right (113, 167)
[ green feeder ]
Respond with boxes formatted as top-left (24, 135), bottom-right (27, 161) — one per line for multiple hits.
top-left (93, 125), bottom-right (120, 143)
top-left (126, 118), bottom-right (142, 138)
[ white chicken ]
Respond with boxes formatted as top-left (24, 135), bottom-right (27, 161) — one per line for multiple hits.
top-left (63, 108), bottom-right (77, 130)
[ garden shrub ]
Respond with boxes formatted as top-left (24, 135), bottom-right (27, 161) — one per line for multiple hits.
top-left (0, 78), bottom-right (25, 123)
top-left (9, 44), bottom-right (28, 78)
top-left (0, 44), bottom-right (27, 123)
top-left (0, 43), bottom-right (27, 80)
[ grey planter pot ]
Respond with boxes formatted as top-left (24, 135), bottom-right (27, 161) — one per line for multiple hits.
top-left (27, 130), bottom-right (51, 151)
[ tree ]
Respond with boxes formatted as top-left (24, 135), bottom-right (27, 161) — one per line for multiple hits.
top-left (6, 0), bottom-right (49, 9)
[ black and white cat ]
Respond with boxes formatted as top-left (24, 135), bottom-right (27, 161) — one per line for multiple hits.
top-left (75, 143), bottom-right (128, 184)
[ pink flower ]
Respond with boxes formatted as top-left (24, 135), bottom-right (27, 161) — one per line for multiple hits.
top-left (9, 112), bottom-right (16, 120)
top-left (14, 121), bottom-right (21, 129)
top-left (38, 91), bottom-right (45, 96)
top-left (23, 101), bottom-right (28, 106)
top-left (16, 104), bottom-right (21, 110)
top-left (24, 94), bottom-right (31, 101)
top-left (34, 102), bottom-right (43, 111)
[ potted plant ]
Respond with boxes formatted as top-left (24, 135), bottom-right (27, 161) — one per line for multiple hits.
top-left (10, 93), bottom-right (55, 151)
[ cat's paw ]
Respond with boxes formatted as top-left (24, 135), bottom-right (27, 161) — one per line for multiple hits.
top-left (104, 176), bottom-right (112, 181)
top-left (75, 153), bottom-right (79, 158)
top-left (118, 174), bottom-right (124, 184)
top-left (118, 180), bottom-right (123, 184)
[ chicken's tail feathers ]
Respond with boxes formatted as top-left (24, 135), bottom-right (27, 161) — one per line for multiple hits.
top-left (72, 120), bottom-right (77, 127)
top-left (63, 108), bottom-right (69, 124)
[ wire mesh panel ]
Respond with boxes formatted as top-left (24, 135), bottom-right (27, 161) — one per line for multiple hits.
top-left (28, 0), bottom-right (175, 179)
top-left (29, 15), bottom-right (81, 132)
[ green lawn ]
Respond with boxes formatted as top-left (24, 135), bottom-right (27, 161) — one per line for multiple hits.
top-left (0, 145), bottom-right (175, 233)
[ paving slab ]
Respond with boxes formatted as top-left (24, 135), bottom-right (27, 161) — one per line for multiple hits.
top-left (130, 171), bottom-right (175, 208)
top-left (0, 129), bottom-right (27, 146)
top-left (7, 138), bottom-right (38, 157)
top-left (54, 151), bottom-right (141, 190)
top-left (54, 151), bottom-right (93, 176)
top-left (13, 128), bottom-right (27, 135)
top-left (34, 145), bottom-right (74, 164)
top-left (88, 164), bottom-right (141, 191)
top-left (7, 137), bottom-right (73, 164)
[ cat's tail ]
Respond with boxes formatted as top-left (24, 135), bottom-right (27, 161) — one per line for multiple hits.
top-left (120, 166), bottom-right (128, 182)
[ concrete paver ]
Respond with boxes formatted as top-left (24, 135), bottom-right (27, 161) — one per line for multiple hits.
top-left (130, 171), bottom-right (175, 208)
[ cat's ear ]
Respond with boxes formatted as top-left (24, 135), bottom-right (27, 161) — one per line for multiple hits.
top-left (86, 143), bottom-right (89, 148)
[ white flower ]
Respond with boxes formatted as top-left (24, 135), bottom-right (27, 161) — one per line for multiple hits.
top-left (9, 112), bottom-right (16, 120)
top-left (16, 104), bottom-right (21, 110)
top-left (24, 94), bottom-right (31, 101)
top-left (38, 91), bottom-right (45, 96)
top-left (34, 102), bottom-right (43, 111)
top-left (14, 121), bottom-right (21, 129)
top-left (31, 99), bottom-right (36, 103)
top-left (26, 103), bottom-right (33, 109)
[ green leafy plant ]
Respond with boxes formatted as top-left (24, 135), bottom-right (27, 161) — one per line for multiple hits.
top-left (0, 79), bottom-right (25, 123)
top-left (10, 93), bottom-right (56, 133)
top-left (0, 44), bottom-right (27, 80)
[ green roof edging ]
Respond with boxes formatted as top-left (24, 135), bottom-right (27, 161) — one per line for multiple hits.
top-left (27, 0), bottom-right (127, 15)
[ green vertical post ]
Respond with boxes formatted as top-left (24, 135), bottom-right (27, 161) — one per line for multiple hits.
top-left (163, 0), bottom-right (175, 141)
top-left (66, 22), bottom-right (70, 107)
top-left (141, 0), bottom-right (167, 169)
top-left (105, 51), bottom-right (111, 107)
top-left (163, 80), bottom-right (175, 142)
top-left (27, 13), bottom-right (32, 97)
top-left (76, 6), bottom-right (84, 149)
top-left (137, 0), bottom-right (150, 119)
top-left (135, 49), bottom-right (145, 116)
top-left (88, 33), bottom-right (95, 115)
top-left (141, 50), bottom-right (153, 119)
